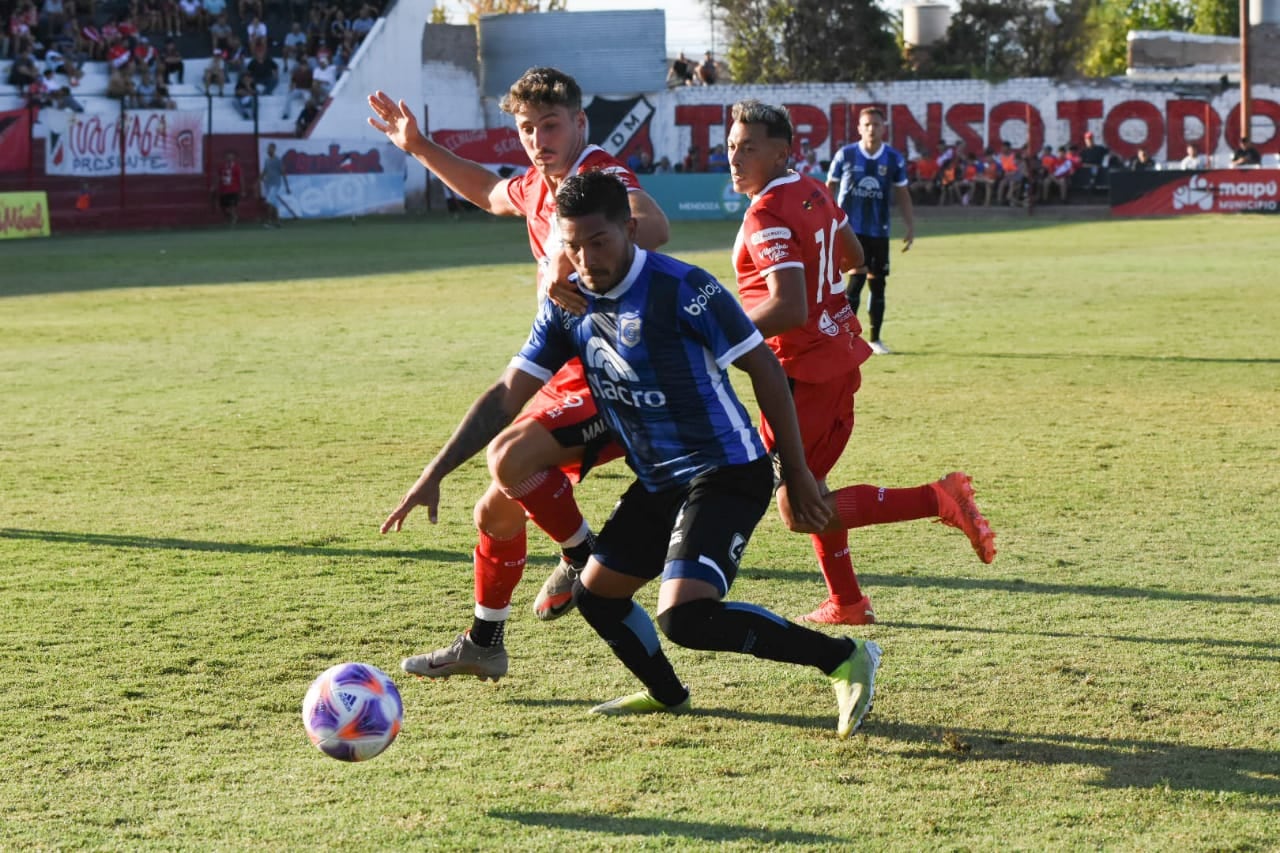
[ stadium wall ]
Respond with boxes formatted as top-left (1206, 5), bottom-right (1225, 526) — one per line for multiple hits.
top-left (471, 78), bottom-right (1280, 169)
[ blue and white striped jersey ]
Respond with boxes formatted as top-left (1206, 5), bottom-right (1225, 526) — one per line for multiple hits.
top-left (827, 141), bottom-right (908, 239)
top-left (512, 248), bottom-right (766, 492)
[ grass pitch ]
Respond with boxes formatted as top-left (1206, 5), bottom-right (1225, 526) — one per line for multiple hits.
top-left (2, 212), bottom-right (1278, 850)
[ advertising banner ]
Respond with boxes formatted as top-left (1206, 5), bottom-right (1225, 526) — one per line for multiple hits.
top-left (639, 173), bottom-right (744, 221)
top-left (45, 110), bottom-right (204, 176)
top-left (1111, 169), bottom-right (1280, 216)
top-left (0, 108), bottom-right (32, 173)
top-left (432, 128), bottom-right (526, 167)
top-left (0, 191), bottom-right (51, 239)
top-left (262, 139), bottom-right (406, 219)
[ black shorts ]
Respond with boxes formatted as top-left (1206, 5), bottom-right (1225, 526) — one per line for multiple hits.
top-left (593, 457), bottom-right (773, 597)
top-left (856, 234), bottom-right (890, 279)
top-left (219, 192), bottom-right (240, 210)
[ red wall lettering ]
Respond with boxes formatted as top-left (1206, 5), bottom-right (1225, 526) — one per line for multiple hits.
top-left (892, 102), bottom-right (942, 156)
top-left (1056, 99), bottom-right (1104, 147)
top-left (1104, 100), bottom-right (1165, 159)
top-left (674, 104), bottom-right (724, 170)
top-left (945, 103), bottom-right (985, 154)
top-left (784, 103), bottom-right (828, 155)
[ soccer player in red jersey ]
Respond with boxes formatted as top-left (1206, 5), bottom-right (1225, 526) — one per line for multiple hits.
top-left (368, 68), bottom-right (670, 680)
top-left (214, 150), bottom-right (242, 226)
top-left (726, 100), bottom-right (996, 626)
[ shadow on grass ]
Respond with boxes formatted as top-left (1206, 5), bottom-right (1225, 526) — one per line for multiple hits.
top-left (890, 620), bottom-right (1280, 662)
top-left (488, 808), bottom-right (845, 846)
top-left (0, 527), bottom-right (465, 563)
top-left (739, 566), bottom-right (1280, 607)
top-left (874, 719), bottom-right (1280, 799)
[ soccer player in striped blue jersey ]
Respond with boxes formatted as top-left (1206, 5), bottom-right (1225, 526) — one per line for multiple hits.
top-left (381, 171), bottom-right (883, 737)
top-left (826, 107), bottom-right (916, 354)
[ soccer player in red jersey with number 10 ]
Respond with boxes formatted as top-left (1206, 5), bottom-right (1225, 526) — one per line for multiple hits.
top-left (726, 99), bottom-right (996, 626)
top-left (368, 68), bottom-right (669, 681)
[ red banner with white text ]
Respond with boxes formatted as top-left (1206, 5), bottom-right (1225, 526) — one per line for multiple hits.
top-left (0, 108), bottom-right (32, 173)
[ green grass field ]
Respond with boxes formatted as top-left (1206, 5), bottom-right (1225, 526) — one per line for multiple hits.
top-left (3, 212), bottom-right (1278, 850)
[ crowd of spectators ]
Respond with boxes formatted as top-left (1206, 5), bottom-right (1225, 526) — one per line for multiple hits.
top-left (4, 0), bottom-right (382, 131)
top-left (666, 50), bottom-right (719, 87)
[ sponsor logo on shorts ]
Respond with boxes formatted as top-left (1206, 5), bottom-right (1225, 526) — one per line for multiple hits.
top-left (818, 310), bottom-right (839, 336)
top-left (751, 226), bottom-right (792, 244)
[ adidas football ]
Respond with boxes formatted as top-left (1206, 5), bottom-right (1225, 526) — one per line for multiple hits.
top-left (301, 662), bottom-right (403, 762)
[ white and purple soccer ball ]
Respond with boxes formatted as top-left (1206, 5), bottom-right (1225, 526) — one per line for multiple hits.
top-left (301, 662), bottom-right (403, 762)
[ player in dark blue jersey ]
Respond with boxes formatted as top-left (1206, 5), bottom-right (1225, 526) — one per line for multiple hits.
top-left (381, 171), bottom-right (882, 737)
top-left (827, 107), bottom-right (916, 354)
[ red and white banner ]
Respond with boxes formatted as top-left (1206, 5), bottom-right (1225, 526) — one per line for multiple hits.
top-left (0, 108), bottom-right (32, 173)
top-left (1111, 169), bottom-right (1280, 216)
top-left (44, 110), bottom-right (204, 176)
top-left (432, 127), bottom-right (526, 166)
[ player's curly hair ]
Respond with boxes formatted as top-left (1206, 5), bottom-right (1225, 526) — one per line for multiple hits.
top-left (555, 171), bottom-right (630, 224)
top-left (731, 99), bottom-right (792, 145)
top-left (500, 67), bottom-right (583, 115)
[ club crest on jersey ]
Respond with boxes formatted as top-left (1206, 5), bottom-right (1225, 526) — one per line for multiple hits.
top-left (751, 226), bottom-right (791, 245)
top-left (878, 164), bottom-right (888, 176)
top-left (619, 312), bottom-right (642, 347)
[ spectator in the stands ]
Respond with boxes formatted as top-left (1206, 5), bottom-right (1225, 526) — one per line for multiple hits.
top-left (203, 0), bottom-right (227, 24)
top-left (667, 51), bottom-right (694, 87)
top-left (310, 50), bottom-right (335, 96)
top-left (328, 8), bottom-right (349, 41)
top-left (160, 37), bottom-right (182, 83)
top-left (707, 143), bottom-right (728, 172)
top-left (351, 4), bottom-right (374, 42)
top-left (245, 13), bottom-right (265, 48)
top-left (202, 49), bottom-right (226, 95)
top-left (333, 29), bottom-right (356, 70)
top-left (281, 20), bottom-right (305, 69)
top-left (136, 0), bottom-right (163, 37)
top-left (40, 0), bottom-right (67, 41)
top-left (305, 5), bottom-right (325, 53)
top-left (160, 0), bottom-right (180, 38)
top-left (27, 68), bottom-right (55, 105)
top-left (238, 0), bottom-right (261, 23)
top-left (44, 45), bottom-right (83, 85)
top-left (280, 54), bottom-right (310, 119)
top-left (10, 3), bottom-right (38, 55)
top-left (697, 50), bottom-right (717, 84)
top-left (106, 61), bottom-right (137, 103)
top-left (52, 83), bottom-right (84, 111)
top-left (294, 91), bottom-right (320, 137)
top-left (208, 11), bottom-right (230, 52)
top-left (1179, 143), bottom-right (1207, 170)
top-left (177, 0), bottom-right (205, 34)
top-left (233, 69), bottom-right (255, 119)
top-left (245, 39), bottom-right (277, 94)
top-left (133, 36), bottom-right (158, 70)
top-left (223, 32), bottom-right (246, 78)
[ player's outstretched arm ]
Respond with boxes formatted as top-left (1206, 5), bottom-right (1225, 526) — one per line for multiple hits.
top-left (380, 368), bottom-right (543, 533)
top-left (734, 344), bottom-right (831, 533)
top-left (366, 90), bottom-right (519, 216)
top-left (748, 267), bottom-right (808, 339)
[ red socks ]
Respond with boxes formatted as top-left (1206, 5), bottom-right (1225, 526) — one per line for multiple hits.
top-left (834, 484), bottom-right (938, 529)
top-left (811, 530), bottom-right (863, 603)
top-left (504, 469), bottom-right (587, 546)
top-left (474, 528), bottom-right (526, 619)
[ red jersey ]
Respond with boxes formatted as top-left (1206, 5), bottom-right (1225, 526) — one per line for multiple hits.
top-left (503, 144), bottom-right (641, 397)
top-left (218, 161), bottom-right (242, 193)
top-left (733, 172), bottom-right (870, 385)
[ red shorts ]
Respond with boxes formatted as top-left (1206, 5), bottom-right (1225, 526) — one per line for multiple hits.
top-left (515, 359), bottom-right (625, 482)
top-left (759, 368), bottom-right (860, 481)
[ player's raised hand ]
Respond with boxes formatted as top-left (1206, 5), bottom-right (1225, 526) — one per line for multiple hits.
top-left (367, 91), bottom-right (421, 153)
top-left (380, 470), bottom-right (442, 533)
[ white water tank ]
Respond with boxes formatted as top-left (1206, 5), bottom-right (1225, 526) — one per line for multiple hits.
top-left (903, 2), bottom-right (952, 47)
top-left (1252, 0), bottom-right (1280, 24)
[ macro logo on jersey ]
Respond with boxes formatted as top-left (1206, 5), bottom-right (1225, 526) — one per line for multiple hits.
top-left (583, 338), bottom-right (666, 408)
top-left (751, 226), bottom-right (791, 245)
top-left (618, 312), bottom-right (642, 347)
top-left (682, 280), bottom-right (725, 316)
top-left (854, 176), bottom-right (884, 199)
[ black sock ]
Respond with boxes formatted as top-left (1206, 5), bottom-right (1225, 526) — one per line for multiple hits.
top-left (868, 278), bottom-right (886, 340)
top-left (847, 273), bottom-right (867, 314)
top-left (657, 598), bottom-right (854, 675)
top-left (469, 617), bottom-right (505, 648)
top-left (575, 582), bottom-right (687, 707)
top-left (561, 530), bottom-right (595, 569)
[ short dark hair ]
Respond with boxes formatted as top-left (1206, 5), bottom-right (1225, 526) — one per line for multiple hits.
top-left (555, 171), bottom-right (630, 224)
top-left (500, 66), bottom-right (582, 115)
top-left (730, 99), bottom-right (792, 146)
top-left (859, 106), bottom-right (887, 122)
